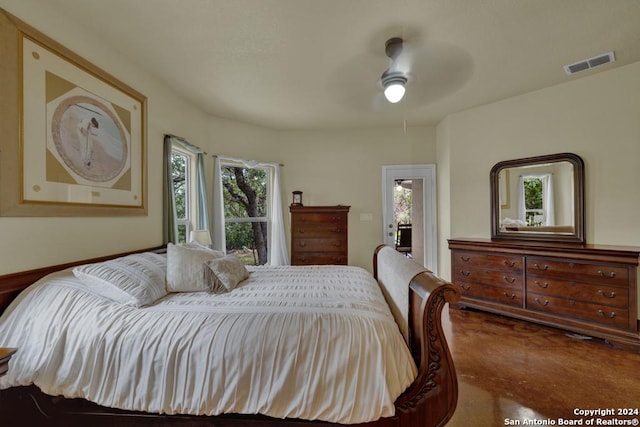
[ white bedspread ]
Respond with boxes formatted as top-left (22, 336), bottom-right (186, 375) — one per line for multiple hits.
top-left (0, 265), bottom-right (417, 424)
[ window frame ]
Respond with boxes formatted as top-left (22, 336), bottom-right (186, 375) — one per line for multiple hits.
top-left (522, 175), bottom-right (548, 226)
top-left (171, 146), bottom-right (197, 244)
top-left (220, 162), bottom-right (271, 264)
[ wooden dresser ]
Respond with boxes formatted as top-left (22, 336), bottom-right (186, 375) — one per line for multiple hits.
top-left (290, 205), bottom-right (349, 265)
top-left (448, 238), bottom-right (640, 350)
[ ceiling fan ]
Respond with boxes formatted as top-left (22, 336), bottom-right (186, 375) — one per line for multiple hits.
top-left (380, 37), bottom-right (408, 103)
top-left (327, 29), bottom-right (472, 113)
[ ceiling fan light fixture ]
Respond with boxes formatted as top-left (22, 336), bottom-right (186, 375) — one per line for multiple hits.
top-left (382, 73), bottom-right (407, 103)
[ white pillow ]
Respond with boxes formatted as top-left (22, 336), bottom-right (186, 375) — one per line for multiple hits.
top-left (73, 252), bottom-right (167, 307)
top-left (204, 255), bottom-right (250, 293)
top-left (166, 243), bottom-right (225, 292)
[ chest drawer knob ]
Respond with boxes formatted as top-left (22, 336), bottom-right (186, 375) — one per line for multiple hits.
top-left (503, 276), bottom-right (516, 284)
top-left (460, 284), bottom-right (471, 291)
top-left (503, 260), bottom-right (516, 267)
top-left (598, 309), bottom-right (616, 319)
top-left (502, 292), bottom-right (516, 299)
top-left (597, 270), bottom-right (616, 279)
top-left (597, 290), bottom-right (616, 298)
top-left (533, 263), bottom-right (549, 271)
top-left (460, 256), bottom-right (470, 262)
top-left (534, 281), bottom-right (549, 289)
top-left (534, 298), bottom-right (550, 307)
top-left (460, 270), bottom-right (471, 277)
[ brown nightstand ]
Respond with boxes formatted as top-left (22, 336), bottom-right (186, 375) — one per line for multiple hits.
top-left (0, 348), bottom-right (17, 377)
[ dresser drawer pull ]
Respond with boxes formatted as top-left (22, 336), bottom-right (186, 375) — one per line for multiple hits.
top-left (502, 292), bottom-right (516, 300)
top-left (598, 309), bottom-right (616, 319)
top-left (534, 298), bottom-right (549, 307)
top-left (298, 242), bottom-right (307, 247)
top-left (333, 242), bottom-right (342, 247)
top-left (460, 284), bottom-right (471, 291)
top-left (460, 256), bottom-right (470, 262)
top-left (503, 276), bottom-right (516, 284)
top-left (597, 270), bottom-right (616, 279)
top-left (503, 260), bottom-right (516, 267)
top-left (534, 281), bottom-right (549, 289)
top-left (460, 270), bottom-right (471, 277)
top-left (597, 290), bottom-right (616, 298)
top-left (533, 263), bottom-right (549, 271)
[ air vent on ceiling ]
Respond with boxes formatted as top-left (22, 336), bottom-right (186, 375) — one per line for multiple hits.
top-left (564, 51), bottom-right (615, 75)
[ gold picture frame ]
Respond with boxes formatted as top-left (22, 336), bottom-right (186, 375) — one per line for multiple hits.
top-left (0, 9), bottom-right (147, 216)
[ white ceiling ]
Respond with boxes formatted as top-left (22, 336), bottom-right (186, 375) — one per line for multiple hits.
top-left (41, 0), bottom-right (640, 130)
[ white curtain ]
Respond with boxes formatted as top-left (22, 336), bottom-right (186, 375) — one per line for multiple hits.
top-left (212, 156), bottom-right (226, 253)
top-left (542, 174), bottom-right (555, 225)
top-left (517, 175), bottom-right (526, 223)
top-left (212, 155), bottom-right (290, 266)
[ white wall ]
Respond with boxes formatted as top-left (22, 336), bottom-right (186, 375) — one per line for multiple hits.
top-left (0, 1), bottom-right (206, 273)
top-left (277, 126), bottom-right (436, 270)
top-left (437, 60), bottom-right (640, 315)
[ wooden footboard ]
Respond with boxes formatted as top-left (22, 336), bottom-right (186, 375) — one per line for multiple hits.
top-left (0, 245), bottom-right (459, 427)
top-left (373, 245), bottom-right (460, 427)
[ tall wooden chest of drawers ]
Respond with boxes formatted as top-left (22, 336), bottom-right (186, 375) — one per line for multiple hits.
top-left (290, 205), bottom-right (350, 265)
top-left (448, 238), bottom-right (640, 350)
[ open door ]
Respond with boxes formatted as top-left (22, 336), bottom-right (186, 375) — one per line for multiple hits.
top-left (382, 165), bottom-right (437, 274)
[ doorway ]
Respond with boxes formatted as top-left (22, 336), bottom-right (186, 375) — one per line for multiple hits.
top-left (382, 165), bottom-right (437, 274)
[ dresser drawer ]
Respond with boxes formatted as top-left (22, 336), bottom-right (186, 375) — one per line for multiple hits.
top-left (526, 258), bottom-right (629, 286)
top-left (526, 293), bottom-right (630, 329)
top-left (292, 238), bottom-right (346, 253)
top-left (455, 268), bottom-right (523, 290)
top-left (291, 252), bottom-right (347, 265)
top-left (454, 251), bottom-right (523, 272)
top-left (527, 277), bottom-right (629, 308)
top-left (293, 212), bottom-right (347, 225)
top-left (460, 283), bottom-right (523, 307)
top-left (292, 222), bottom-right (346, 238)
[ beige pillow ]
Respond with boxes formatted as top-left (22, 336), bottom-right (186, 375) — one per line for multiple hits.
top-left (166, 243), bottom-right (224, 292)
top-left (73, 252), bottom-right (167, 307)
top-left (204, 255), bottom-right (250, 293)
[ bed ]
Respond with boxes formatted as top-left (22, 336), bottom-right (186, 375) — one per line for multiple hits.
top-left (0, 244), bottom-right (458, 427)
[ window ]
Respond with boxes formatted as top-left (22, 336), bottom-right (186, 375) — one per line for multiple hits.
top-left (213, 156), bottom-right (289, 266)
top-left (221, 165), bottom-right (269, 265)
top-left (523, 177), bottom-right (543, 225)
top-left (171, 147), bottom-right (195, 243)
top-left (520, 174), bottom-right (554, 226)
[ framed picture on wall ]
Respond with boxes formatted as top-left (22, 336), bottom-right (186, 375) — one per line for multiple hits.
top-left (0, 10), bottom-right (147, 216)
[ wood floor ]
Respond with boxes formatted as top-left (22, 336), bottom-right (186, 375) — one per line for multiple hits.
top-left (445, 307), bottom-right (640, 426)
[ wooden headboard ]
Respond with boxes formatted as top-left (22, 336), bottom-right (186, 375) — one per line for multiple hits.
top-left (0, 246), bottom-right (166, 314)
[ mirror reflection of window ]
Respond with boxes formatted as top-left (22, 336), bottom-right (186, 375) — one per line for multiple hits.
top-left (518, 174), bottom-right (554, 226)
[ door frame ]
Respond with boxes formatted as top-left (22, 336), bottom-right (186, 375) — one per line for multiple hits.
top-left (381, 164), bottom-right (437, 274)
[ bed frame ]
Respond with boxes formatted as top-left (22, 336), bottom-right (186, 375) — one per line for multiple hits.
top-left (0, 244), bottom-right (459, 427)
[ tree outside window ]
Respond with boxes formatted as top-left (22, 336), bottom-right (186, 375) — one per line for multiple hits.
top-left (523, 177), bottom-right (543, 225)
top-left (171, 149), bottom-right (192, 243)
top-left (222, 166), bottom-right (268, 265)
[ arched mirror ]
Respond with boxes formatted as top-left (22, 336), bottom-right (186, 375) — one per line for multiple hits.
top-left (490, 153), bottom-right (585, 244)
